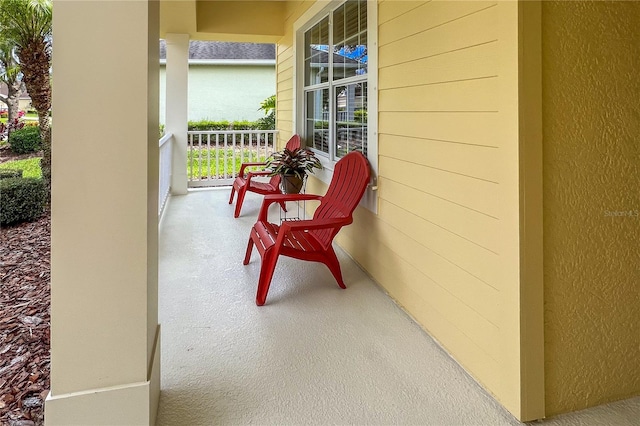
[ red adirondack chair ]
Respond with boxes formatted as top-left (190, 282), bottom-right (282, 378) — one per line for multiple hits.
top-left (228, 134), bottom-right (301, 218)
top-left (243, 151), bottom-right (371, 305)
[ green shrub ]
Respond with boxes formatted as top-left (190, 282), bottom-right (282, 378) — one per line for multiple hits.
top-left (0, 177), bottom-right (46, 225)
top-left (256, 114), bottom-right (275, 130)
top-left (354, 109), bottom-right (367, 122)
top-left (257, 95), bottom-right (276, 130)
top-left (0, 158), bottom-right (42, 178)
top-left (0, 169), bottom-right (23, 180)
top-left (230, 120), bottom-right (260, 130)
top-left (9, 126), bottom-right (41, 154)
top-left (187, 120), bottom-right (261, 131)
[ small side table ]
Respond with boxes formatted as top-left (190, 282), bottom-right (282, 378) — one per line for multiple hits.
top-left (279, 175), bottom-right (307, 223)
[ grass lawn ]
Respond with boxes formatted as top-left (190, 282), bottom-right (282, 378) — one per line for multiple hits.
top-left (187, 148), bottom-right (271, 179)
top-left (0, 157), bottom-right (42, 178)
top-left (1, 112), bottom-right (40, 123)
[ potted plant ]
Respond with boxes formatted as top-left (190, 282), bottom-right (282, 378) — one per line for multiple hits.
top-left (265, 147), bottom-right (322, 194)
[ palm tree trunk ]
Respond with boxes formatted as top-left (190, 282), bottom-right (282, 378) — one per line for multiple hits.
top-left (6, 78), bottom-right (21, 123)
top-left (17, 38), bottom-right (51, 199)
top-left (38, 112), bottom-right (51, 193)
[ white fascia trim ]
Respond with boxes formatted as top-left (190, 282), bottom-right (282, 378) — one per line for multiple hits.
top-left (159, 59), bottom-right (275, 66)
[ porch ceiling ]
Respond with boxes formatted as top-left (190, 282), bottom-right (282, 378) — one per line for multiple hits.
top-left (160, 0), bottom-right (285, 43)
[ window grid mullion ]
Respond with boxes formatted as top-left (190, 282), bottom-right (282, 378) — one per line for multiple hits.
top-left (332, 74), bottom-right (366, 87)
top-left (328, 11), bottom-right (335, 161)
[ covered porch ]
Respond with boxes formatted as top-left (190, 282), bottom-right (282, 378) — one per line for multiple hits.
top-left (155, 189), bottom-right (639, 425)
top-left (46, 1), bottom-right (639, 423)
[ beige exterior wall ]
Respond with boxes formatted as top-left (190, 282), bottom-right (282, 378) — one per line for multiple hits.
top-left (159, 63), bottom-right (276, 123)
top-left (541, 0), bottom-right (640, 416)
top-left (276, 0), bottom-right (543, 420)
top-left (47, 0), bottom-right (160, 423)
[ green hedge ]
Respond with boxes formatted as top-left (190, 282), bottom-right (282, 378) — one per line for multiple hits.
top-left (0, 169), bottom-right (23, 180)
top-left (0, 177), bottom-right (46, 225)
top-left (187, 120), bottom-right (261, 131)
top-left (9, 126), bottom-right (41, 154)
top-left (0, 158), bottom-right (42, 179)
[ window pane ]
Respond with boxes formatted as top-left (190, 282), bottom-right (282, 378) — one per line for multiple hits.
top-left (304, 16), bottom-right (329, 86)
top-left (359, 0), bottom-right (367, 34)
top-left (305, 89), bottom-right (330, 154)
top-left (335, 82), bottom-right (367, 157)
top-left (339, 36), bottom-right (361, 80)
top-left (344, 0), bottom-right (359, 39)
top-left (301, 1), bottom-right (369, 162)
top-left (332, 44), bottom-right (346, 81)
top-left (333, 0), bottom-right (367, 81)
top-left (359, 32), bottom-right (368, 76)
top-left (333, 3), bottom-right (345, 44)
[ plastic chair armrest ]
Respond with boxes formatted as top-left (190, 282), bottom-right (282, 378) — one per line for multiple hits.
top-left (257, 194), bottom-right (323, 221)
top-left (238, 161), bottom-right (268, 177)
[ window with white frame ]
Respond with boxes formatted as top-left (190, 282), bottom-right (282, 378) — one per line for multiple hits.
top-left (295, 0), bottom-right (377, 212)
top-left (302, 0), bottom-right (369, 161)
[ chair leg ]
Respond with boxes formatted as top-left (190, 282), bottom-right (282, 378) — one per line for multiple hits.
top-left (234, 186), bottom-right (247, 218)
top-left (323, 246), bottom-right (346, 289)
top-left (256, 249), bottom-right (279, 306)
top-left (278, 201), bottom-right (288, 213)
top-left (228, 185), bottom-right (236, 204)
top-left (243, 237), bottom-right (254, 265)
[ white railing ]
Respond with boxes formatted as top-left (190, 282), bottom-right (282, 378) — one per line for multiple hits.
top-left (159, 132), bottom-right (173, 216)
top-left (187, 130), bottom-right (278, 187)
top-left (323, 111), bottom-right (349, 121)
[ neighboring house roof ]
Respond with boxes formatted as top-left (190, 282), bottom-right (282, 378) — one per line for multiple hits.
top-left (0, 83), bottom-right (30, 100)
top-left (159, 40), bottom-right (275, 61)
top-left (311, 47), bottom-right (361, 67)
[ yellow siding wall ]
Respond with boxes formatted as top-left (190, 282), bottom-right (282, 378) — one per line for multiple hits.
top-left (274, 1), bottom-right (306, 148)
top-left (277, 0), bottom-right (531, 419)
top-left (542, 0), bottom-right (640, 416)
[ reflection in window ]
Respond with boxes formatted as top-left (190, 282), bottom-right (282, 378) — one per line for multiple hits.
top-left (335, 82), bottom-right (367, 157)
top-left (304, 16), bottom-right (329, 86)
top-left (332, 0), bottom-right (367, 80)
top-left (305, 89), bottom-right (330, 153)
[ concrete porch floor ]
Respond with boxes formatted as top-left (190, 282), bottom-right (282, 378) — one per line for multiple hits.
top-left (156, 188), bottom-right (639, 425)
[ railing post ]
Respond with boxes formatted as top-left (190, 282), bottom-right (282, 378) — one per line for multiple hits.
top-left (165, 33), bottom-right (189, 195)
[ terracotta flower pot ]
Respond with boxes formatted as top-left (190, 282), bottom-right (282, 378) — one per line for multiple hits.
top-left (281, 174), bottom-right (304, 194)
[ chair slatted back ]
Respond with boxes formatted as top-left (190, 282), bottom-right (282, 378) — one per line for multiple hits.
top-left (311, 152), bottom-right (370, 249)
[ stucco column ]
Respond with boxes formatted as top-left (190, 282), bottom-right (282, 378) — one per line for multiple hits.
top-left (46, 1), bottom-right (160, 424)
top-left (165, 33), bottom-right (189, 194)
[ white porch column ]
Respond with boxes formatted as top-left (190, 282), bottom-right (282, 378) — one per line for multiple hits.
top-left (47, 1), bottom-right (160, 425)
top-left (165, 33), bottom-right (189, 194)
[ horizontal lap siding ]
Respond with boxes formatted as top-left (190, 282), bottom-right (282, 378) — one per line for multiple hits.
top-left (337, 214), bottom-right (504, 396)
top-left (379, 111), bottom-right (503, 147)
top-left (281, 0), bottom-right (522, 417)
top-left (276, 3), bottom-right (304, 147)
top-left (378, 1), bottom-right (424, 25)
top-left (360, 0), bottom-right (519, 412)
top-left (276, 41), bottom-right (294, 145)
